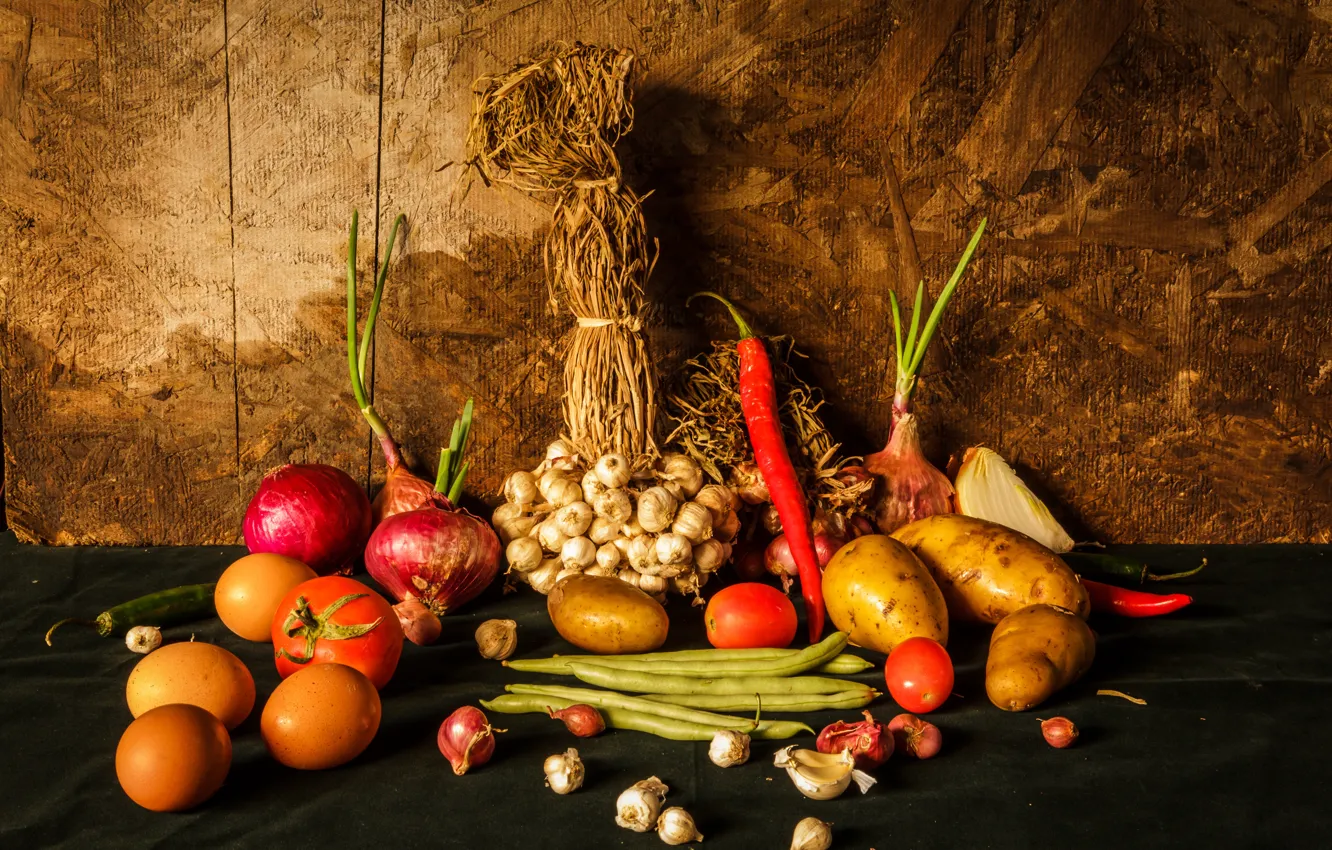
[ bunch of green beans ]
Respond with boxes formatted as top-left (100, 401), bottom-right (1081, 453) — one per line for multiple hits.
top-left (505, 651), bottom-right (873, 677)
top-left (506, 632), bottom-right (852, 679)
top-left (481, 694), bottom-right (812, 741)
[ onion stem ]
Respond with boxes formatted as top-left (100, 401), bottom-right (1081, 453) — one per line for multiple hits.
top-left (889, 219), bottom-right (988, 412)
top-left (434, 398), bottom-right (475, 501)
top-left (346, 209), bottom-right (408, 442)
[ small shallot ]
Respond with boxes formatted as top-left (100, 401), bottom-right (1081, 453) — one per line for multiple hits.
top-left (438, 706), bottom-right (502, 775)
top-left (548, 703), bottom-right (605, 737)
top-left (815, 710), bottom-right (893, 769)
top-left (765, 533), bottom-right (843, 590)
top-left (888, 713), bottom-right (942, 759)
top-left (1040, 716), bottom-right (1079, 749)
top-left (394, 598), bottom-right (443, 646)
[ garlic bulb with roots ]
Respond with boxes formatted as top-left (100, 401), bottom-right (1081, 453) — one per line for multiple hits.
top-left (657, 807), bottom-right (704, 845)
top-left (864, 413), bottom-right (954, 533)
top-left (545, 476), bottom-right (583, 508)
top-left (537, 468), bottom-right (571, 500)
top-left (544, 748), bottom-right (584, 795)
top-left (627, 534), bottom-right (658, 571)
top-left (692, 484), bottom-right (734, 525)
top-left (615, 777), bottom-right (669, 832)
top-left (552, 501), bottom-right (594, 538)
top-left (594, 453), bottom-right (632, 489)
top-left (504, 471), bottom-right (540, 506)
top-left (594, 489), bottom-right (633, 524)
top-left (636, 572), bottom-right (669, 594)
top-left (637, 486), bottom-right (678, 533)
top-left (713, 509), bottom-right (741, 544)
top-left (505, 536), bottom-right (543, 574)
top-left (584, 563), bottom-right (618, 578)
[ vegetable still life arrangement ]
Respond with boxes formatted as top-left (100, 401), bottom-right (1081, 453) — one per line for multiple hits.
top-left (35, 41), bottom-right (1217, 844)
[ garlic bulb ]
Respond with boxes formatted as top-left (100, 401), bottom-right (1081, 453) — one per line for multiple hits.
top-left (955, 446), bottom-right (1075, 553)
top-left (544, 748), bottom-right (585, 795)
top-left (581, 469), bottom-right (608, 504)
top-left (636, 572), bottom-right (669, 594)
top-left (553, 501), bottom-right (594, 538)
top-left (671, 502), bottom-right (713, 543)
top-left (660, 452), bottom-right (704, 497)
top-left (790, 817), bottom-right (833, 850)
top-left (692, 484), bottom-right (734, 525)
top-left (762, 504), bottom-right (783, 536)
top-left (621, 514), bottom-right (646, 538)
top-left (660, 480), bottom-right (685, 502)
top-left (708, 729), bottom-right (750, 767)
top-left (538, 468), bottom-right (571, 500)
top-left (773, 746), bottom-right (877, 800)
top-left (545, 476), bottom-right (583, 508)
top-left (671, 571), bottom-right (708, 596)
top-left (125, 625), bottom-right (161, 655)
top-left (637, 486), bottom-right (679, 533)
top-left (692, 539), bottom-right (727, 573)
top-left (595, 452), bottom-right (632, 489)
top-left (612, 536), bottom-right (633, 557)
top-left (657, 807), bottom-right (704, 845)
top-left (627, 534), bottom-right (659, 571)
top-left (615, 777), bottom-right (670, 832)
top-left (561, 536), bottom-right (597, 570)
top-left (713, 509), bottom-right (741, 543)
top-left (588, 516), bottom-right (622, 545)
top-left (497, 515), bottom-right (538, 545)
top-left (504, 471), bottom-right (540, 506)
top-left (546, 439), bottom-right (575, 463)
top-left (493, 501), bottom-right (524, 527)
top-left (594, 489), bottom-right (634, 524)
top-left (505, 536), bottom-right (544, 574)
top-left (475, 618), bottom-right (518, 660)
top-left (618, 568), bottom-right (643, 588)
top-left (537, 521), bottom-right (570, 554)
top-left (596, 541), bottom-right (622, 571)
top-left (584, 563), bottom-right (618, 578)
top-left (656, 533), bottom-right (693, 566)
top-left (528, 559), bottom-right (563, 595)
top-left (555, 566), bottom-right (584, 584)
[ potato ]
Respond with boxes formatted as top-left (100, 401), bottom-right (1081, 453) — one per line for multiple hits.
top-left (985, 604), bottom-right (1096, 712)
top-left (820, 535), bottom-right (949, 654)
top-left (892, 515), bottom-right (1089, 623)
top-left (547, 574), bottom-right (669, 654)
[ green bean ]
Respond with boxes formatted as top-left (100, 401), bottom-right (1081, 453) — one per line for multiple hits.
top-left (505, 683), bottom-right (814, 736)
top-left (642, 689), bottom-right (878, 713)
top-left (568, 662), bottom-right (872, 696)
top-left (816, 654), bottom-right (875, 675)
top-left (509, 633), bottom-right (849, 679)
top-left (480, 695), bottom-right (810, 741)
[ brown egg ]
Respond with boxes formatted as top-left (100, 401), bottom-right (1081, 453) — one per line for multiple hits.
top-left (261, 663), bottom-right (381, 770)
top-left (116, 703), bottom-right (232, 812)
top-left (216, 553), bottom-right (318, 642)
top-left (127, 641), bottom-right (255, 730)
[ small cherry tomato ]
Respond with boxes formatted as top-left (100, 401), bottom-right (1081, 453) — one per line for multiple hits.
top-left (704, 583), bottom-right (798, 649)
top-left (883, 636), bottom-right (954, 714)
top-left (271, 576), bottom-right (404, 689)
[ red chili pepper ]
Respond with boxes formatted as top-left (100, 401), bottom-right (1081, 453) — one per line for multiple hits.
top-left (690, 292), bottom-right (825, 643)
top-left (1081, 578), bottom-right (1192, 617)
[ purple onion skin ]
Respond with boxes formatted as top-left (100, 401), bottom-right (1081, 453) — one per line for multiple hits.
top-left (364, 499), bottom-right (502, 617)
top-left (243, 464), bottom-right (372, 576)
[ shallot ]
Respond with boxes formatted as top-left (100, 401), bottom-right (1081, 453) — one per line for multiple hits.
top-left (394, 597), bottom-right (442, 646)
top-left (887, 713), bottom-right (942, 759)
top-left (1040, 716), bottom-right (1079, 749)
top-left (765, 533), bottom-right (843, 590)
top-left (547, 704), bottom-right (605, 737)
top-left (815, 710), bottom-right (894, 769)
top-left (438, 706), bottom-right (502, 775)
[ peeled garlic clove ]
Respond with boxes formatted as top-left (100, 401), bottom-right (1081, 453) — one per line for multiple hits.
top-left (790, 817), bottom-right (833, 850)
top-left (773, 746), bottom-right (877, 800)
top-left (475, 618), bottom-right (518, 660)
top-left (657, 807), bottom-right (704, 845)
top-left (125, 625), bottom-right (161, 655)
top-left (615, 777), bottom-right (669, 832)
top-left (955, 446), bottom-right (1075, 553)
top-left (708, 729), bottom-right (750, 767)
top-left (544, 748), bottom-right (585, 795)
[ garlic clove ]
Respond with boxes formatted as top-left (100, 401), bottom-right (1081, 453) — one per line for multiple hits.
top-left (773, 746), bottom-right (877, 800)
top-left (790, 817), bottom-right (833, 850)
top-left (954, 446), bottom-right (1075, 553)
top-left (657, 807), bottom-right (704, 845)
top-left (475, 618), bottom-right (518, 660)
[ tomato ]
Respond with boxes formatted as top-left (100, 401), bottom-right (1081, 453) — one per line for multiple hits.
top-left (271, 576), bottom-right (403, 689)
top-left (883, 636), bottom-right (954, 714)
top-left (704, 583), bottom-right (798, 649)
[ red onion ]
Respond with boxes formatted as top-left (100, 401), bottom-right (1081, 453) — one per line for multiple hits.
top-left (364, 493), bottom-right (501, 617)
top-left (865, 414), bottom-right (954, 534)
top-left (765, 532), bottom-right (843, 591)
top-left (243, 464), bottom-right (371, 575)
top-left (372, 444), bottom-right (437, 526)
top-left (731, 539), bottom-right (769, 582)
top-left (1040, 717), bottom-right (1079, 749)
top-left (816, 710), bottom-right (894, 769)
top-left (438, 706), bottom-right (500, 775)
top-left (394, 597), bottom-right (442, 646)
top-left (888, 713), bottom-right (942, 759)
top-left (547, 704), bottom-right (605, 737)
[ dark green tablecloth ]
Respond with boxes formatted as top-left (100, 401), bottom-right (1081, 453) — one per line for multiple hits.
top-left (1, 533), bottom-right (1328, 848)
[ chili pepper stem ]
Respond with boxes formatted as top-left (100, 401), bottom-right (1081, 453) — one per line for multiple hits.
top-left (688, 291), bottom-right (757, 340)
top-left (44, 618), bottom-right (100, 646)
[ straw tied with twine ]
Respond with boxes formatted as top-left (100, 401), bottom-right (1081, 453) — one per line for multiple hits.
top-left (467, 43), bottom-right (658, 463)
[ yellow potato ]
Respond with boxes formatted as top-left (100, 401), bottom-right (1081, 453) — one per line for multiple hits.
top-left (547, 574), bottom-right (669, 654)
top-left (892, 514), bottom-right (1089, 623)
top-left (820, 535), bottom-right (948, 654)
top-left (985, 604), bottom-right (1095, 712)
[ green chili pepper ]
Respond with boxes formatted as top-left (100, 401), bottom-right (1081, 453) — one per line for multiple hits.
top-left (45, 583), bottom-right (217, 646)
top-left (1063, 552), bottom-right (1206, 585)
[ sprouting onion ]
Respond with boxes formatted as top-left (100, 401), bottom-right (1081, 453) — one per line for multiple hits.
top-left (435, 398), bottom-right (475, 505)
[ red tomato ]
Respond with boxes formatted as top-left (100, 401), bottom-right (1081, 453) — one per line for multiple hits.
top-left (883, 636), bottom-right (954, 714)
top-left (271, 576), bottom-right (404, 689)
top-left (704, 583), bottom-right (798, 649)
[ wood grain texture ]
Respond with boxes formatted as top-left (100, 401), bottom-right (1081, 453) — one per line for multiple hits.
top-left (2, 0), bottom-right (1329, 544)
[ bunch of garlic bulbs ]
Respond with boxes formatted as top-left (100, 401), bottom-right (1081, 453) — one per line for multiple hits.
top-left (493, 441), bottom-right (741, 600)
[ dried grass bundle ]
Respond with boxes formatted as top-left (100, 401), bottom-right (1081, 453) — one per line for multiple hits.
top-left (468, 43), bottom-right (657, 461)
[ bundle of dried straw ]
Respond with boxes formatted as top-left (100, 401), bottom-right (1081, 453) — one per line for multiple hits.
top-left (468, 43), bottom-right (658, 462)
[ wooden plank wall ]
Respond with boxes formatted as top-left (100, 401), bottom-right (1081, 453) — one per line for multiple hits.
top-left (1, 0), bottom-right (1328, 546)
